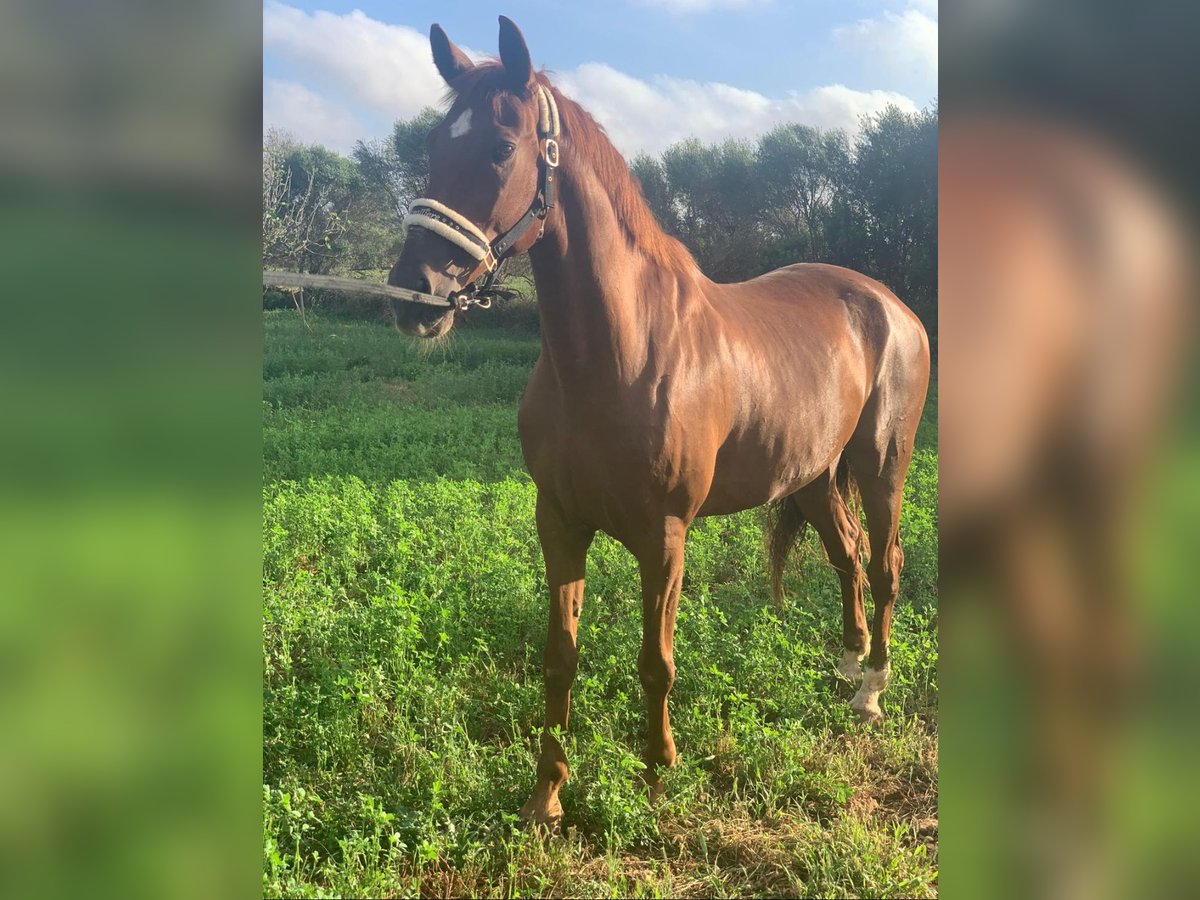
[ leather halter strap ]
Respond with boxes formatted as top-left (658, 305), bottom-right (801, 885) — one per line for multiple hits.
top-left (401, 85), bottom-right (560, 309)
top-left (401, 198), bottom-right (491, 262)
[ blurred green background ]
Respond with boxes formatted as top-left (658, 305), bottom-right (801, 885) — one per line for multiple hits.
top-left (0, 2), bottom-right (262, 898)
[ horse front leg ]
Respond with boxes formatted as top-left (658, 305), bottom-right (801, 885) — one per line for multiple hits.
top-left (636, 516), bottom-right (688, 799)
top-left (519, 494), bottom-right (594, 828)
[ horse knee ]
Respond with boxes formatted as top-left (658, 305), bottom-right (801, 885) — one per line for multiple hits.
top-left (638, 650), bottom-right (675, 697)
top-left (544, 640), bottom-right (579, 692)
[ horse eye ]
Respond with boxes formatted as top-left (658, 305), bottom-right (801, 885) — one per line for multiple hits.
top-left (494, 142), bottom-right (516, 162)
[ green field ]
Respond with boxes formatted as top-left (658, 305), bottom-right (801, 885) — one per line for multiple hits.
top-left (263, 307), bottom-right (938, 898)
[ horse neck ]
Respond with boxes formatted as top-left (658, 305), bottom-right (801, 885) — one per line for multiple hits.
top-left (527, 159), bottom-right (684, 388)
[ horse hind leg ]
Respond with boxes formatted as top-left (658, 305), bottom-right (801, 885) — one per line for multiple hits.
top-left (794, 460), bottom-right (870, 683)
top-left (846, 428), bottom-right (917, 723)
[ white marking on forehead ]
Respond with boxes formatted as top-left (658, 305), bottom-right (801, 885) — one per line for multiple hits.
top-left (449, 108), bottom-right (472, 139)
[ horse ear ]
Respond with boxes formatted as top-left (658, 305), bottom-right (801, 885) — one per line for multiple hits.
top-left (497, 16), bottom-right (533, 89)
top-left (430, 23), bottom-right (473, 85)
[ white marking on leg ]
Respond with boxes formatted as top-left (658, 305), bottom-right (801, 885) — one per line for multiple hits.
top-left (851, 663), bottom-right (889, 720)
top-left (449, 108), bottom-right (473, 139)
top-left (837, 647), bottom-right (866, 682)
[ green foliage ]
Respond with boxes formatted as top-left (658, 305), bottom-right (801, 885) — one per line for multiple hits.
top-left (263, 310), bottom-right (938, 897)
top-left (647, 138), bottom-right (767, 283)
top-left (264, 132), bottom-right (406, 278)
top-left (354, 107), bottom-right (443, 218)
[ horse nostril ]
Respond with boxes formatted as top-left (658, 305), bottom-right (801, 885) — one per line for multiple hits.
top-left (417, 275), bottom-right (432, 294)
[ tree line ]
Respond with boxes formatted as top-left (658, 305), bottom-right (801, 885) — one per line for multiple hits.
top-left (264, 104), bottom-right (937, 346)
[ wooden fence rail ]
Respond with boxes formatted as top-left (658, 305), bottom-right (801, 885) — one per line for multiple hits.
top-left (262, 270), bottom-right (452, 308)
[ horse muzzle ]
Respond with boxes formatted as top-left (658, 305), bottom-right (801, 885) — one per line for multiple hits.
top-left (387, 255), bottom-right (460, 339)
top-left (391, 301), bottom-right (456, 339)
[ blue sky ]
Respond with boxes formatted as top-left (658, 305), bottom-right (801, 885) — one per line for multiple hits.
top-left (264, 0), bottom-right (937, 155)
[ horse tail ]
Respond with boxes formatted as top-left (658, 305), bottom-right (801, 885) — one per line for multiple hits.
top-left (767, 495), bottom-right (807, 607)
top-left (768, 452), bottom-right (862, 605)
top-left (834, 451), bottom-right (867, 565)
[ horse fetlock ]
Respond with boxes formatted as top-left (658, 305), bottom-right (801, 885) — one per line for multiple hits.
top-left (642, 738), bottom-right (676, 804)
top-left (642, 769), bottom-right (668, 804)
top-left (837, 645), bottom-right (868, 682)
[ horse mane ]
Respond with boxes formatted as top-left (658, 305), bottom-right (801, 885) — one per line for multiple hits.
top-left (445, 64), bottom-right (696, 274)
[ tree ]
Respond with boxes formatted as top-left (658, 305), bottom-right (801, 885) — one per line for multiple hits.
top-left (825, 105), bottom-right (937, 340)
top-left (756, 124), bottom-right (850, 262)
top-left (353, 108), bottom-right (442, 220)
top-left (262, 130), bottom-right (348, 275)
top-left (647, 138), bottom-right (767, 281)
top-left (630, 153), bottom-right (677, 233)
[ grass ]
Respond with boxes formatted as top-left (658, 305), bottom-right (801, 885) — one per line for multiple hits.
top-left (263, 309), bottom-right (938, 897)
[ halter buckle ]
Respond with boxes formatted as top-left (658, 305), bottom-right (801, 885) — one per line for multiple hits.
top-left (544, 139), bottom-right (560, 168)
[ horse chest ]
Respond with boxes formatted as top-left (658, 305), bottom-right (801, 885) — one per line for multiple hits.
top-left (519, 383), bottom-right (704, 523)
top-left (534, 409), bottom-right (678, 474)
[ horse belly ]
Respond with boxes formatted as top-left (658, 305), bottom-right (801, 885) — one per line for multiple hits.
top-left (698, 330), bottom-right (870, 517)
top-left (699, 412), bottom-right (855, 517)
top-left (699, 451), bottom-right (825, 517)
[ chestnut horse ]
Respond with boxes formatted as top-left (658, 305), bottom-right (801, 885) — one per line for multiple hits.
top-left (388, 17), bottom-right (930, 826)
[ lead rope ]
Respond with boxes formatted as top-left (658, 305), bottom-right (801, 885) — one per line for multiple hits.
top-left (401, 85), bottom-right (561, 311)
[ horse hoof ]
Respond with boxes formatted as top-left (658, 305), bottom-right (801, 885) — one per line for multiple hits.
top-left (850, 664), bottom-right (888, 723)
top-left (852, 700), bottom-right (883, 725)
top-left (518, 796), bottom-right (563, 832)
top-left (643, 773), bottom-right (667, 804)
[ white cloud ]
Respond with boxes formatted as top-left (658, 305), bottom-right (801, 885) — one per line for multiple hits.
top-left (557, 63), bottom-right (916, 156)
top-left (781, 84), bottom-right (919, 132)
top-left (262, 3), bottom-right (920, 156)
top-left (834, 6), bottom-right (938, 85)
top-left (263, 1), bottom-right (451, 121)
top-left (263, 78), bottom-right (363, 153)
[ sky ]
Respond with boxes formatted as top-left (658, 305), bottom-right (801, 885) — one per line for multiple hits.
top-left (263, 0), bottom-right (937, 157)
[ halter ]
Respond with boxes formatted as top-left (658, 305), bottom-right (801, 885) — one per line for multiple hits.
top-left (400, 85), bottom-right (560, 311)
